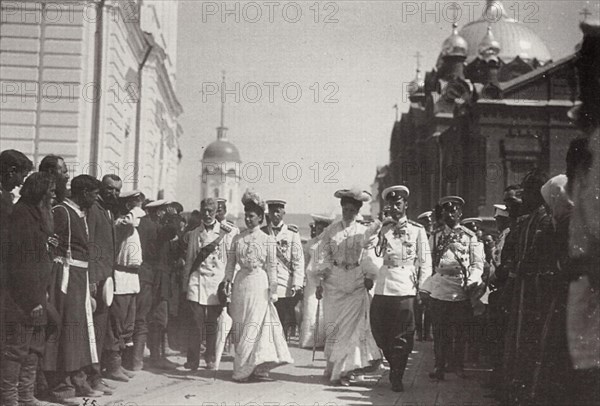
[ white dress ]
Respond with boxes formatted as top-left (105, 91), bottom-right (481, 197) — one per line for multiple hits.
top-left (225, 225), bottom-right (294, 381)
top-left (317, 219), bottom-right (382, 382)
top-left (299, 236), bottom-right (326, 348)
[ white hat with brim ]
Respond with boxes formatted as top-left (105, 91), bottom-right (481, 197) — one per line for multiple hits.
top-left (493, 204), bottom-right (509, 218)
top-left (439, 196), bottom-right (465, 207)
top-left (266, 199), bottom-right (287, 207)
top-left (311, 214), bottom-right (335, 224)
top-left (461, 217), bottom-right (483, 225)
top-left (382, 185), bottom-right (410, 201)
top-left (334, 188), bottom-right (371, 202)
top-left (417, 210), bottom-right (433, 220)
top-left (120, 190), bottom-right (142, 199)
top-left (145, 199), bottom-right (170, 208)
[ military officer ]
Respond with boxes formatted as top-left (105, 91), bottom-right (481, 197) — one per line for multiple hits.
top-left (421, 196), bottom-right (484, 381)
top-left (417, 210), bottom-right (434, 237)
top-left (261, 199), bottom-right (305, 339)
top-left (366, 185), bottom-right (431, 392)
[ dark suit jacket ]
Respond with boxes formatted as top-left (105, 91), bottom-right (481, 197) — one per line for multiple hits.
top-left (87, 199), bottom-right (116, 283)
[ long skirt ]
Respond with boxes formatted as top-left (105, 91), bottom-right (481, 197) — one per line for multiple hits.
top-left (299, 271), bottom-right (325, 349)
top-left (43, 263), bottom-right (97, 372)
top-left (322, 265), bottom-right (381, 382)
top-left (229, 269), bottom-right (293, 381)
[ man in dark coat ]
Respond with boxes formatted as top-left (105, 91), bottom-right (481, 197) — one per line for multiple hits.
top-left (86, 174), bottom-right (122, 392)
top-left (0, 150), bottom-right (34, 405)
top-left (1, 172), bottom-right (61, 406)
top-left (43, 175), bottom-right (104, 400)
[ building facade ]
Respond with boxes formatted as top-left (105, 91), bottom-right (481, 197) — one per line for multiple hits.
top-left (377, 1), bottom-right (582, 218)
top-left (0, 0), bottom-right (182, 199)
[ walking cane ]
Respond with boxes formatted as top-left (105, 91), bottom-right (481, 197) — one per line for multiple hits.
top-left (312, 284), bottom-right (321, 362)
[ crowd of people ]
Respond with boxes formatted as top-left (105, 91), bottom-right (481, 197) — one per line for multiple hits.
top-left (0, 19), bottom-right (598, 406)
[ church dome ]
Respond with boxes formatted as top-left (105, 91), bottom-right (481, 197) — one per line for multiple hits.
top-left (459, 1), bottom-right (551, 63)
top-left (202, 139), bottom-right (241, 163)
top-left (441, 23), bottom-right (469, 58)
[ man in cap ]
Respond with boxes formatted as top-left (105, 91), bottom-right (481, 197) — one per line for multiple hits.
top-left (261, 200), bottom-right (305, 339)
top-left (316, 188), bottom-right (382, 386)
top-left (183, 198), bottom-right (234, 370)
top-left (461, 218), bottom-right (483, 241)
top-left (421, 196), bottom-right (484, 381)
top-left (129, 199), bottom-right (175, 370)
top-left (417, 211), bottom-right (434, 237)
top-left (104, 190), bottom-right (145, 382)
top-left (85, 174), bottom-right (122, 393)
top-left (365, 186), bottom-right (431, 392)
top-left (299, 214), bottom-right (335, 349)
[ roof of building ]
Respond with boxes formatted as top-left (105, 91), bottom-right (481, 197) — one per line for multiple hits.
top-left (458, 1), bottom-right (551, 64)
top-left (202, 138), bottom-right (242, 163)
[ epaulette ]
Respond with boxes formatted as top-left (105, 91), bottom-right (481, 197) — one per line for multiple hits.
top-left (408, 219), bottom-right (424, 228)
top-left (287, 224), bottom-right (299, 233)
top-left (460, 225), bottom-right (476, 237)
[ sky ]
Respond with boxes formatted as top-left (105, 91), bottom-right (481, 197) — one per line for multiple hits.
top-left (175, 0), bottom-right (599, 216)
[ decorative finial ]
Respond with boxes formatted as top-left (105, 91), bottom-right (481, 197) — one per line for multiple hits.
top-left (217, 70), bottom-right (228, 140)
top-left (478, 24), bottom-right (501, 60)
top-left (579, 8), bottom-right (592, 21)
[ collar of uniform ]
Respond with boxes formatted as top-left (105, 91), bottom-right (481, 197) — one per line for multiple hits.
top-left (203, 220), bottom-right (217, 230)
top-left (271, 222), bottom-right (284, 230)
top-left (63, 198), bottom-right (85, 218)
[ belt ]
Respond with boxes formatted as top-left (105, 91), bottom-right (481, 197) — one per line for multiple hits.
top-left (436, 266), bottom-right (461, 276)
top-left (333, 261), bottom-right (360, 270)
top-left (383, 259), bottom-right (403, 267)
top-left (115, 264), bottom-right (139, 274)
top-left (54, 256), bottom-right (89, 294)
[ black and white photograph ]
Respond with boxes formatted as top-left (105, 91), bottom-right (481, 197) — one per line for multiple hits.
top-left (1, 0), bottom-right (599, 405)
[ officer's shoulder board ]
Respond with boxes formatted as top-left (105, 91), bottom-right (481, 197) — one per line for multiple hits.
top-left (460, 225), bottom-right (476, 237)
top-left (408, 219), bottom-right (424, 228)
top-left (287, 224), bottom-right (299, 233)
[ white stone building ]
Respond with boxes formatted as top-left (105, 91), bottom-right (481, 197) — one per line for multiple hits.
top-left (0, 0), bottom-right (182, 199)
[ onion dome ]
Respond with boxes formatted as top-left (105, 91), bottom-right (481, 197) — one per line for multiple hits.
top-left (459, 0), bottom-right (551, 63)
top-left (478, 25), bottom-right (501, 60)
top-left (441, 23), bottom-right (469, 58)
top-left (407, 69), bottom-right (425, 96)
top-left (202, 139), bottom-right (241, 163)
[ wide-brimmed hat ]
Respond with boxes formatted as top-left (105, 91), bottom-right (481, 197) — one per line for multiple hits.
top-left (334, 188), bottom-right (371, 202)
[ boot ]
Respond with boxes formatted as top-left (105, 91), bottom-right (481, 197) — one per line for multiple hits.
top-left (120, 366), bottom-right (135, 379)
top-left (130, 338), bottom-right (145, 371)
top-left (1, 358), bottom-right (20, 406)
top-left (103, 351), bottom-right (129, 382)
top-left (18, 353), bottom-right (62, 406)
top-left (389, 369), bottom-right (404, 392)
top-left (147, 328), bottom-right (177, 370)
top-left (162, 333), bottom-right (178, 356)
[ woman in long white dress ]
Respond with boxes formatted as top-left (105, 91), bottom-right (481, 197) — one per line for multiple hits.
top-left (224, 191), bottom-right (293, 382)
top-left (299, 215), bottom-right (334, 349)
top-left (316, 189), bottom-right (382, 386)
